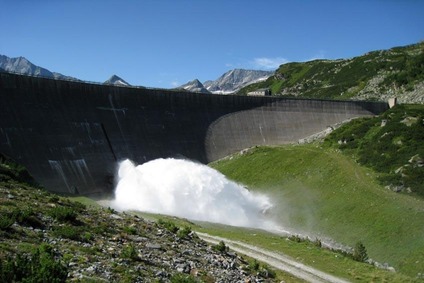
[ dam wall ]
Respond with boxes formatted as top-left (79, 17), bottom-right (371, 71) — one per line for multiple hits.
top-left (0, 73), bottom-right (388, 195)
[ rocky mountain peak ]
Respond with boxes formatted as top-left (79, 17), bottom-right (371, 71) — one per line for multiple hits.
top-left (104, 74), bottom-right (131, 86)
top-left (0, 54), bottom-right (78, 81)
top-left (203, 69), bottom-right (274, 94)
top-left (0, 55), bottom-right (54, 77)
top-left (179, 79), bottom-right (210, 94)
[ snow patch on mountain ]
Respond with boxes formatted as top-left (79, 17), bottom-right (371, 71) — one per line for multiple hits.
top-left (203, 69), bottom-right (274, 94)
top-left (178, 79), bottom-right (210, 93)
top-left (104, 75), bottom-right (131, 86)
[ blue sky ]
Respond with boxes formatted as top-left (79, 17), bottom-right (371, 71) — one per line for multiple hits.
top-left (1, 0), bottom-right (423, 88)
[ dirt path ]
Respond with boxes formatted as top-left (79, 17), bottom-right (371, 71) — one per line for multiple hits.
top-left (197, 232), bottom-right (351, 283)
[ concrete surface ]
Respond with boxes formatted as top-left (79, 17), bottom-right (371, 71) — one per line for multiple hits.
top-left (0, 72), bottom-right (388, 194)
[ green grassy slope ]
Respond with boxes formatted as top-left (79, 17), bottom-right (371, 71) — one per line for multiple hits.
top-left (210, 145), bottom-right (424, 277)
top-left (238, 42), bottom-right (424, 103)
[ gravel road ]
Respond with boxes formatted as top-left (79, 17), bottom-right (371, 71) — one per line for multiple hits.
top-left (197, 232), bottom-right (351, 283)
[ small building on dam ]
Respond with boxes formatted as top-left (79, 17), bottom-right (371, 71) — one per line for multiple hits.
top-left (0, 72), bottom-right (389, 195)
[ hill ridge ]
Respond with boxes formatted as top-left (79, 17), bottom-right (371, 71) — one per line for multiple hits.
top-left (238, 42), bottom-right (424, 104)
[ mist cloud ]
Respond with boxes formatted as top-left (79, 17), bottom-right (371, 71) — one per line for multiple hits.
top-left (252, 57), bottom-right (288, 69)
top-left (112, 158), bottom-right (273, 228)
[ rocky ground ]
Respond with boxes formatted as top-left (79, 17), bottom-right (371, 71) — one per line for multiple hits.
top-left (0, 174), bottom-right (278, 282)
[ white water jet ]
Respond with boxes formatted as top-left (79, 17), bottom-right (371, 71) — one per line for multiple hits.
top-left (112, 158), bottom-right (273, 228)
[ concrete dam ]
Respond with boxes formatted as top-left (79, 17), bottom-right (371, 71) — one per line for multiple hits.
top-left (0, 72), bottom-right (388, 195)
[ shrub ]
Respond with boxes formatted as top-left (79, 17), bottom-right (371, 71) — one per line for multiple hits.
top-left (12, 208), bottom-right (45, 229)
top-left (353, 241), bottom-right (368, 262)
top-left (106, 207), bottom-right (116, 214)
top-left (48, 206), bottom-right (77, 223)
top-left (157, 219), bottom-right (179, 233)
top-left (259, 264), bottom-right (276, 278)
top-left (177, 226), bottom-right (192, 239)
top-left (288, 235), bottom-right (302, 243)
top-left (123, 226), bottom-right (137, 235)
top-left (314, 238), bottom-right (322, 248)
top-left (121, 244), bottom-right (139, 261)
top-left (52, 225), bottom-right (81, 241)
top-left (82, 232), bottom-right (94, 242)
top-left (249, 259), bottom-right (260, 271)
top-left (49, 196), bottom-right (60, 203)
top-left (0, 214), bottom-right (15, 230)
top-left (212, 241), bottom-right (228, 253)
top-left (0, 244), bottom-right (68, 282)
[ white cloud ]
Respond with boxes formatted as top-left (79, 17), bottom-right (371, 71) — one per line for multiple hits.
top-left (305, 51), bottom-right (326, 62)
top-left (170, 80), bottom-right (180, 87)
top-left (252, 57), bottom-right (289, 70)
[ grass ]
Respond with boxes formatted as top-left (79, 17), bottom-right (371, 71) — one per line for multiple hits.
top-left (13, 122), bottom-right (421, 281)
top-left (210, 144), bottom-right (424, 278)
top-left (195, 223), bottom-right (415, 282)
top-left (127, 207), bottom-right (419, 282)
top-left (237, 41), bottom-right (424, 100)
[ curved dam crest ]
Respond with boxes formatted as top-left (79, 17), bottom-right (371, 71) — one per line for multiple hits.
top-left (0, 73), bottom-right (388, 195)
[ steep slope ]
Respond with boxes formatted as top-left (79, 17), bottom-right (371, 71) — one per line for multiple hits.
top-left (203, 69), bottom-right (274, 94)
top-left (211, 145), bottom-right (424, 278)
top-left (210, 103), bottom-right (424, 278)
top-left (238, 42), bottom-right (424, 103)
top-left (0, 156), bottom-right (277, 282)
top-left (104, 74), bottom-right (131, 86)
top-left (178, 79), bottom-right (210, 93)
top-left (0, 54), bottom-right (78, 81)
top-left (0, 55), bottom-right (54, 77)
top-left (324, 104), bottom-right (424, 197)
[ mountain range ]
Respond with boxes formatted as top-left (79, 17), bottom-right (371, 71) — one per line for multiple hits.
top-left (177, 69), bottom-right (274, 94)
top-left (0, 54), bottom-right (273, 94)
top-left (2, 41), bottom-right (423, 103)
top-left (0, 55), bottom-right (79, 81)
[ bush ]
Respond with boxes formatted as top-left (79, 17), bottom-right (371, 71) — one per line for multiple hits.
top-left (288, 235), bottom-right (303, 243)
top-left (121, 244), bottom-right (139, 261)
top-left (177, 226), bottom-right (192, 239)
top-left (0, 214), bottom-right (15, 230)
top-left (249, 259), bottom-right (260, 271)
top-left (314, 238), bottom-right (322, 248)
top-left (259, 264), bottom-right (276, 278)
top-left (52, 225), bottom-right (81, 241)
top-left (123, 226), bottom-right (137, 235)
top-left (0, 244), bottom-right (68, 282)
top-left (12, 208), bottom-right (45, 229)
top-left (212, 241), bottom-right (228, 253)
top-left (157, 219), bottom-right (179, 233)
top-left (48, 206), bottom-right (77, 223)
top-left (82, 232), bottom-right (94, 243)
top-left (353, 241), bottom-right (368, 262)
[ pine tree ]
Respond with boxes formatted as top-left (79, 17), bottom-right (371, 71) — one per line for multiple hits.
top-left (353, 241), bottom-right (368, 262)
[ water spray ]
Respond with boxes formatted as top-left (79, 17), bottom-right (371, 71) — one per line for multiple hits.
top-left (112, 158), bottom-right (273, 228)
